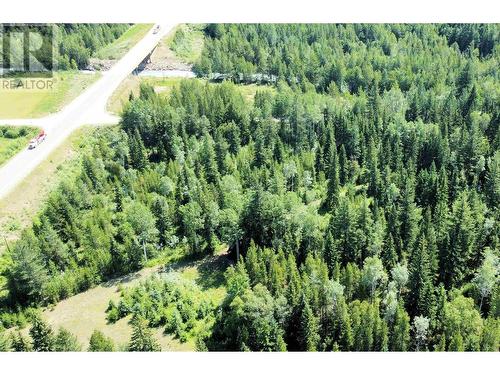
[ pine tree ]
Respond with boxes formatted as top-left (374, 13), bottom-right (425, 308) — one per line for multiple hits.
top-left (89, 330), bottom-right (115, 352)
top-left (323, 230), bottom-right (340, 277)
top-left (408, 236), bottom-right (435, 318)
top-left (421, 209), bottom-right (439, 282)
top-left (54, 328), bottom-right (81, 351)
top-left (128, 316), bottom-right (161, 352)
top-left (10, 332), bottom-right (31, 352)
top-left (444, 192), bottom-right (476, 287)
top-left (480, 317), bottom-right (499, 351)
top-left (298, 297), bottom-right (320, 351)
top-left (325, 144), bottom-right (340, 211)
top-left (329, 294), bottom-right (353, 351)
top-left (286, 254), bottom-right (302, 307)
top-left (338, 144), bottom-right (348, 185)
top-left (8, 234), bottom-right (49, 304)
top-left (30, 316), bottom-right (55, 352)
top-left (382, 233), bottom-right (398, 270)
top-left (399, 173), bottom-right (420, 257)
top-left (366, 137), bottom-right (381, 199)
top-left (129, 128), bottom-right (148, 170)
top-left (199, 133), bottom-right (220, 184)
top-left (449, 332), bottom-right (465, 351)
top-left (390, 304), bottom-right (410, 351)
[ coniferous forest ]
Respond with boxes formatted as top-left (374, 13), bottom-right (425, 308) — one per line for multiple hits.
top-left (0, 24), bottom-right (499, 351)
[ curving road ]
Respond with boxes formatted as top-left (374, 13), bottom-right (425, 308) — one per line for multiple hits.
top-left (0, 23), bottom-right (174, 200)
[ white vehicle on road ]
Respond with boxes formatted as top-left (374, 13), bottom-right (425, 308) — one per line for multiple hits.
top-left (28, 130), bottom-right (46, 149)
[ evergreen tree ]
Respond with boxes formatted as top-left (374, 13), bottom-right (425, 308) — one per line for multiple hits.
top-left (298, 297), bottom-right (320, 351)
top-left (10, 332), bottom-right (31, 352)
top-left (54, 328), bottom-right (81, 351)
top-left (129, 128), bottom-right (148, 170)
top-left (128, 316), bottom-right (161, 352)
top-left (390, 304), bottom-right (410, 351)
top-left (444, 192), bottom-right (476, 287)
top-left (30, 316), bottom-right (55, 352)
top-left (89, 330), bottom-right (115, 352)
top-left (325, 144), bottom-right (340, 211)
top-left (408, 236), bottom-right (435, 318)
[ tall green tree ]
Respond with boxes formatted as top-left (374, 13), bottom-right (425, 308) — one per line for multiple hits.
top-left (128, 317), bottom-right (161, 352)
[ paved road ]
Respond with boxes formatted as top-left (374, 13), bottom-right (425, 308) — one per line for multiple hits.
top-left (0, 23), bottom-right (174, 200)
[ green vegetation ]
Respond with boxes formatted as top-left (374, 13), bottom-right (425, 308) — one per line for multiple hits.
top-left (0, 126), bottom-right (38, 166)
top-left (0, 24), bottom-right (131, 71)
top-left (0, 24), bottom-right (145, 119)
top-left (96, 24), bottom-right (153, 61)
top-left (106, 250), bottom-right (228, 349)
top-left (0, 71), bottom-right (100, 118)
top-left (0, 126), bottom-right (98, 257)
top-left (108, 76), bottom-right (275, 115)
top-left (55, 24), bottom-right (130, 69)
top-left (168, 24), bottom-right (205, 64)
top-left (1, 24), bottom-right (499, 352)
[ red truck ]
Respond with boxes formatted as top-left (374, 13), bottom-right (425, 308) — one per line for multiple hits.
top-left (29, 130), bottom-right (46, 149)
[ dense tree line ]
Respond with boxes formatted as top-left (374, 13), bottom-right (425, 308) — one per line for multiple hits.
top-left (1, 24), bottom-right (499, 351)
top-left (55, 24), bottom-right (130, 69)
top-left (0, 24), bottom-right (129, 71)
top-left (195, 24), bottom-right (499, 97)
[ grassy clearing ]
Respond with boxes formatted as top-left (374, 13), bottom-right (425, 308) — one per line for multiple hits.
top-left (232, 83), bottom-right (277, 104)
top-left (0, 126), bottom-right (98, 256)
top-left (166, 24), bottom-right (205, 65)
top-left (0, 71), bottom-right (100, 119)
top-left (32, 247), bottom-right (230, 351)
top-left (147, 77), bottom-right (276, 104)
top-left (0, 126), bottom-right (39, 166)
top-left (147, 24), bottom-right (204, 70)
top-left (108, 76), bottom-right (276, 114)
top-left (96, 24), bottom-right (153, 61)
top-left (106, 75), bottom-right (142, 114)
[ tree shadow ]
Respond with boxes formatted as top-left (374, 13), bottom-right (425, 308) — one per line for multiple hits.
top-left (195, 252), bottom-right (232, 291)
top-left (101, 270), bottom-right (144, 288)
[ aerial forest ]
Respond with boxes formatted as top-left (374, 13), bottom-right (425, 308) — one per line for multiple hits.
top-left (1, 24), bottom-right (499, 351)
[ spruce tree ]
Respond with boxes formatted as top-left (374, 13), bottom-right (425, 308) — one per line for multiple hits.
top-left (408, 236), bottom-right (435, 318)
top-left (298, 297), bottom-right (320, 351)
top-left (89, 330), bottom-right (115, 352)
top-left (29, 316), bottom-right (55, 352)
top-left (10, 332), bottom-right (31, 352)
top-left (325, 144), bottom-right (340, 211)
top-left (444, 192), bottom-right (475, 287)
top-left (54, 328), bottom-right (81, 351)
top-left (390, 304), bottom-right (410, 351)
top-left (128, 316), bottom-right (161, 352)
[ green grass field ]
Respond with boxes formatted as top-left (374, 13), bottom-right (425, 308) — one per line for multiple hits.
top-left (0, 71), bottom-right (100, 118)
top-left (166, 24), bottom-right (205, 64)
top-left (12, 247), bottom-right (230, 351)
top-left (0, 126), bottom-right (39, 166)
top-left (96, 24), bottom-right (153, 60)
top-left (108, 76), bottom-right (276, 115)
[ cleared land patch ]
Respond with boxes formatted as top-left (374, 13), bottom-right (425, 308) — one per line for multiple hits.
top-left (108, 76), bottom-right (276, 114)
top-left (95, 24), bottom-right (153, 61)
top-left (0, 72), bottom-right (100, 119)
top-left (36, 248), bottom-right (230, 351)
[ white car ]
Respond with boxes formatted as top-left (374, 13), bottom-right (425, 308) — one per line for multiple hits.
top-left (28, 131), bottom-right (46, 149)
